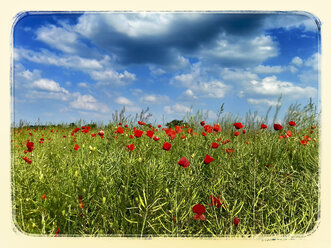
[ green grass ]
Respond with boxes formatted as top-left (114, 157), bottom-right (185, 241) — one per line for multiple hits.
top-left (11, 118), bottom-right (319, 237)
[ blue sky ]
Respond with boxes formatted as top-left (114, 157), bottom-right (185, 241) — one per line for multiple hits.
top-left (12, 12), bottom-right (320, 125)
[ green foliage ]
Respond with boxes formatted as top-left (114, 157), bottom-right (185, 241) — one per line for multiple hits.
top-left (11, 104), bottom-right (319, 237)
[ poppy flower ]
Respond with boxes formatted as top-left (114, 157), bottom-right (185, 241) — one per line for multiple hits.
top-left (233, 122), bottom-right (244, 129)
top-left (204, 154), bottom-right (214, 164)
top-left (300, 139), bottom-right (307, 146)
top-left (41, 194), bottom-right (46, 200)
top-left (153, 136), bottom-right (160, 141)
top-left (73, 128), bottom-right (80, 133)
top-left (157, 124), bottom-right (162, 128)
top-left (129, 135), bottom-right (133, 139)
top-left (261, 124), bottom-right (267, 129)
top-left (200, 121), bottom-right (205, 126)
top-left (26, 141), bottom-right (34, 152)
top-left (82, 128), bottom-right (89, 134)
top-left (202, 132), bottom-right (207, 136)
top-left (163, 142), bottom-right (172, 151)
top-left (192, 204), bottom-right (206, 221)
top-left (98, 130), bottom-right (104, 138)
top-left (311, 125), bottom-right (316, 129)
top-left (22, 156), bottom-right (32, 164)
top-left (55, 227), bottom-right (60, 237)
top-left (91, 133), bottom-right (96, 137)
top-left (146, 130), bottom-right (154, 138)
top-left (273, 124), bottom-right (283, 131)
top-left (234, 131), bottom-right (239, 136)
top-left (126, 144), bottom-right (135, 151)
top-left (209, 195), bottom-right (224, 208)
top-left (74, 144), bottom-right (80, 150)
top-left (118, 122), bottom-right (122, 126)
top-left (211, 142), bottom-right (219, 148)
top-left (181, 134), bottom-right (186, 139)
top-left (178, 157), bottom-right (189, 168)
top-left (288, 121), bottom-right (296, 126)
top-left (242, 130), bottom-right (246, 134)
top-left (124, 124), bottom-right (128, 128)
top-left (134, 129), bottom-right (143, 137)
top-left (175, 126), bottom-right (183, 133)
top-left (279, 135), bottom-right (285, 139)
top-left (204, 125), bottom-right (213, 133)
top-left (213, 124), bottom-right (221, 132)
top-left (245, 141), bottom-right (249, 144)
top-left (116, 126), bottom-right (124, 134)
top-left (187, 128), bottom-right (193, 134)
top-left (303, 135), bottom-right (311, 141)
top-left (234, 216), bottom-right (239, 226)
top-left (226, 148), bottom-right (235, 154)
top-left (286, 130), bottom-right (293, 137)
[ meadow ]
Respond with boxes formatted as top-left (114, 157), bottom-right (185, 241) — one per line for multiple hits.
top-left (11, 102), bottom-right (319, 237)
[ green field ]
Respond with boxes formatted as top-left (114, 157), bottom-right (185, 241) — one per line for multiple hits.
top-left (11, 104), bottom-right (319, 237)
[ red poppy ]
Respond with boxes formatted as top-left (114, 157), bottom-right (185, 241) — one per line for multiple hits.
top-left (273, 124), bottom-right (283, 130)
top-left (22, 156), bottom-right (32, 164)
top-left (134, 129), bottom-right (143, 138)
top-left (163, 142), bottom-right (172, 151)
top-left (153, 136), bottom-right (160, 141)
top-left (98, 130), bottom-right (104, 138)
top-left (245, 140), bottom-right (249, 144)
top-left (29, 132), bottom-right (33, 136)
top-left (26, 141), bottom-right (34, 152)
top-left (116, 126), bottom-right (124, 134)
top-left (129, 135), bottom-right (133, 139)
top-left (138, 121), bottom-right (145, 125)
top-left (286, 130), bottom-right (293, 137)
top-left (288, 121), bottom-right (296, 126)
top-left (233, 122), bottom-right (244, 129)
top-left (164, 128), bottom-right (176, 140)
top-left (192, 204), bottom-right (206, 221)
top-left (204, 154), bottom-right (214, 164)
top-left (226, 148), bottom-right (235, 154)
top-left (300, 139), bottom-right (307, 146)
top-left (211, 142), bottom-right (219, 148)
top-left (74, 144), bottom-right (80, 150)
top-left (187, 128), bottom-right (193, 134)
top-left (261, 124), bottom-right (267, 129)
top-left (146, 130), bottom-right (154, 138)
top-left (234, 216), bottom-right (239, 226)
top-left (234, 131), bottom-right (239, 136)
top-left (73, 128), bottom-right (80, 133)
top-left (41, 194), bottom-right (46, 200)
top-left (311, 125), bottom-right (316, 129)
top-left (303, 135), bottom-right (311, 141)
top-left (200, 121), bottom-right (205, 126)
top-left (126, 144), bottom-right (135, 151)
top-left (202, 132), bottom-right (207, 136)
top-left (91, 133), bottom-right (96, 137)
top-left (175, 126), bottom-right (183, 133)
top-left (209, 195), bottom-right (224, 208)
top-left (82, 128), bottom-right (89, 134)
top-left (118, 122), bottom-right (122, 126)
top-left (178, 157), bottom-right (189, 168)
top-left (242, 130), bottom-right (246, 134)
top-left (279, 135), bottom-right (285, 139)
top-left (213, 124), bottom-right (221, 132)
top-left (55, 227), bottom-right (60, 237)
top-left (204, 125), bottom-right (213, 133)
top-left (181, 135), bottom-right (186, 139)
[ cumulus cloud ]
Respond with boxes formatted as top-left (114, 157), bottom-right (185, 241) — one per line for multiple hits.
top-left (164, 103), bottom-right (192, 115)
top-left (31, 79), bottom-right (69, 94)
top-left (247, 98), bottom-right (282, 106)
top-left (253, 65), bottom-right (284, 74)
top-left (115, 96), bottom-right (134, 106)
top-left (291, 56), bottom-right (303, 66)
top-left (249, 76), bottom-right (317, 98)
top-left (70, 94), bottom-right (109, 113)
top-left (140, 94), bottom-right (170, 104)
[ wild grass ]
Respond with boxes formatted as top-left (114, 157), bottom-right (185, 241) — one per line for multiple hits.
top-left (11, 101), bottom-right (319, 237)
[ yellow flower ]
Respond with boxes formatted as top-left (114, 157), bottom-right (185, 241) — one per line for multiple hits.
top-left (89, 145), bottom-right (96, 151)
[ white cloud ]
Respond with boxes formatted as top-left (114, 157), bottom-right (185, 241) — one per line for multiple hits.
top-left (91, 69), bottom-right (136, 86)
top-left (164, 103), bottom-right (192, 115)
top-left (249, 76), bottom-right (317, 98)
top-left (70, 94), bottom-right (109, 113)
top-left (140, 94), bottom-right (170, 104)
top-left (36, 24), bottom-right (81, 54)
top-left (253, 65), bottom-right (284, 74)
top-left (16, 48), bottom-right (104, 70)
top-left (304, 53), bottom-right (319, 71)
top-left (200, 34), bottom-right (278, 66)
top-left (31, 79), bottom-right (69, 94)
top-left (247, 98), bottom-right (281, 106)
top-left (115, 96), bottom-right (134, 106)
top-left (182, 89), bottom-right (198, 100)
top-left (78, 82), bottom-right (89, 88)
top-left (291, 56), bottom-right (303, 66)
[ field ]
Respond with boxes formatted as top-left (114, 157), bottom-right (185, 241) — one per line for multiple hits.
top-left (11, 105), bottom-right (320, 237)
